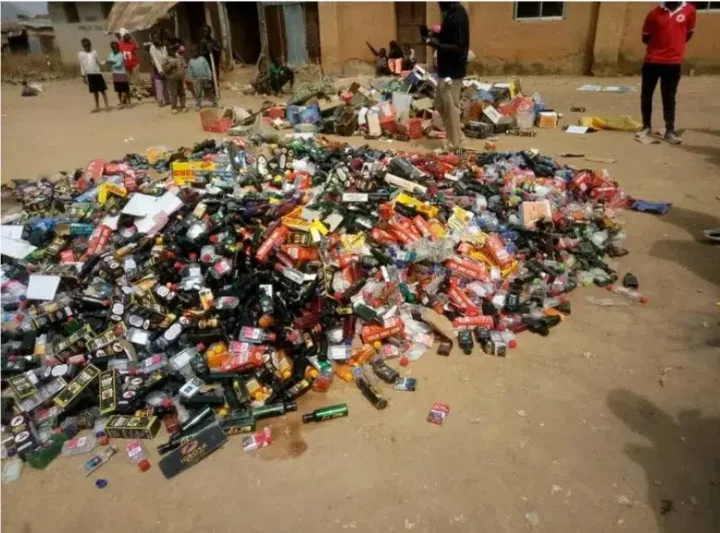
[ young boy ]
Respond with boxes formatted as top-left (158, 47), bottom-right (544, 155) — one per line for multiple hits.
top-left (187, 45), bottom-right (217, 110)
top-left (163, 44), bottom-right (187, 114)
top-left (268, 57), bottom-right (294, 95)
top-left (366, 42), bottom-right (390, 75)
top-left (78, 38), bottom-right (110, 113)
top-left (108, 41), bottom-right (131, 108)
top-left (117, 29), bottom-right (141, 102)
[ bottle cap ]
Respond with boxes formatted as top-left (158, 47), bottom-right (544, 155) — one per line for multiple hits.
top-left (138, 459), bottom-right (151, 472)
top-left (509, 339), bottom-right (517, 349)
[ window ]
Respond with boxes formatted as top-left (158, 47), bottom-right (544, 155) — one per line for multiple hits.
top-left (514, 2), bottom-right (565, 20)
top-left (691, 2), bottom-right (720, 12)
top-left (62, 2), bottom-right (80, 23)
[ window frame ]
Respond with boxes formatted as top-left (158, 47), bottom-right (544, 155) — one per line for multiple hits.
top-left (513, 2), bottom-right (566, 22)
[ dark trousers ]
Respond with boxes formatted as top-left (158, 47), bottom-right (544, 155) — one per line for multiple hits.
top-left (641, 62), bottom-right (681, 131)
top-left (168, 79), bottom-right (186, 110)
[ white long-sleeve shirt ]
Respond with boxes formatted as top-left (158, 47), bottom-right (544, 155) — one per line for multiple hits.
top-left (149, 44), bottom-right (167, 73)
top-left (78, 50), bottom-right (101, 75)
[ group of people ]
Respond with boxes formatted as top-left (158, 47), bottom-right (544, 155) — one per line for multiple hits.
top-left (366, 40), bottom-right (416, 76)
top-left (426, 1), bottom-right (695, 150)
top-left (77, 25), bottom-right (222, 114)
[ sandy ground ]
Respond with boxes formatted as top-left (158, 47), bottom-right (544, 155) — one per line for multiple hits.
top-left (1, 74), bottom-right (719, 533)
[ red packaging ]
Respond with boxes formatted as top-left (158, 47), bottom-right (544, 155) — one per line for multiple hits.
top-left (123, 171), bottom-right (138, 193)
top-left (83, 224), bottom-right (112, 259)
top-left (266, 106), bottom-right (285, 119)
top-left (447, 285), bottom-right (479, 315)
top-left (413, 216), bottom-right (433, 239)
top-left (59, 250), bottom-right (76, 264)
top-left (427, 402), bottom-right (450, 425)
top-left (338, 253), bottom-right (360, 268)
top-left (361, 317), bottom-right (405, 344)
top-left (445, 257), bottom-right (489, 281)
top-left (451, 315), bottom-right (495, 329)
top-left (255, 225), bottom-right (289, 263)
top-left (370, 227), bottom-right (398, 245)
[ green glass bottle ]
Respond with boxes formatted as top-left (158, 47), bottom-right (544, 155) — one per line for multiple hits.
top-left (302, 404), bottom-right (349, 424)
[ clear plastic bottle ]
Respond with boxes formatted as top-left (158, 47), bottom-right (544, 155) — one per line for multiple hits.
top-left (607, 285), bottom-right (649, 304)
top-left (1, 457), bottom-right (23, 484)
top-left (61, 434), bottom-right (97, 456)
top-left (125, 440), bottom-right (151, 472)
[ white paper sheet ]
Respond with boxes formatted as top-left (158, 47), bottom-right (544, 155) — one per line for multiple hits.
top-left (122, 193), bottom-right (159, 217)
top-left (27, 274), bottom-right (61, 300)
top-left (0, 237), bottom-right (37, 259)
top-left (0, 226), bottom-right (24, 240)
top-left (566, 125), bottom-right (589, 134)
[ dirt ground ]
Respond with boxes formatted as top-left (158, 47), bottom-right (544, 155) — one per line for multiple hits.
top-left (1, 74), bottom-right (719, 533)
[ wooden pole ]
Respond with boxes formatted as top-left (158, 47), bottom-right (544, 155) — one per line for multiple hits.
top-left (209, 52), bottom-right (220, 101)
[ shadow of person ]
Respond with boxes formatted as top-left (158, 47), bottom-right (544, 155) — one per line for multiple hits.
top-left (659, 206), bottom-right (720, 243)
top-left (607, 389), bottom-right (720, 533)
top-left (650, 239), bottom-right (720, 287)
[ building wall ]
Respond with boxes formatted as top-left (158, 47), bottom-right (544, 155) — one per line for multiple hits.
top-left (319, 1), bottom-right (396, 74)
top-left (467, 2), bottom-right (598, 74)
top-left (318, 1), bottom-right (720, 75)
top-left (48, 2), bottom-right (111, 65)
top-left (618, 1), bottom-right (720, 73)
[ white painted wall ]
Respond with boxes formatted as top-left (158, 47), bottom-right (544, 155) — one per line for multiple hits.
top-left (48, 2), bottom-right (111, 66)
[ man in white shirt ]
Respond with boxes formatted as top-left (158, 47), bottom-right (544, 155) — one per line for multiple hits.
top-left (78, 38), bottom-right (110, 112)
top-left (148, 32), bottom-right (168, 107)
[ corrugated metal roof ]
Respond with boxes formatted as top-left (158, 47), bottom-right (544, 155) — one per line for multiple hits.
top-left (106, 2), bottom-right (177, 33)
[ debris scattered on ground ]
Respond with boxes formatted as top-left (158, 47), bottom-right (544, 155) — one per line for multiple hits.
top-left (1, 132), bottom-right (645, 481)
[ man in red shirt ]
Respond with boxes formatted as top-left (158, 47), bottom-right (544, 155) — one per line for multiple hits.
top-left (636, 2), bottom-right (696, 144)
top-left (117, 29), bottom-right (140, 101)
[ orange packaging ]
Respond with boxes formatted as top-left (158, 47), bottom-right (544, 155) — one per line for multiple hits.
top-left (220, 341), bottom-right (266, 372)
top-left (335, 363), bottom-right (354, 382)
top-left (350, 344), bottom-right (376, 365)
top-left (280, 244), bottom-right (318, 262)
top-left (483, 234), bottom-right (513, 269)
top-left (206, 341), bottom-right (230, 370)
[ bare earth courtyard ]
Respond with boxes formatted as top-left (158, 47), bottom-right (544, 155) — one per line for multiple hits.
top-left (1, 75), bottom-right (719, 533)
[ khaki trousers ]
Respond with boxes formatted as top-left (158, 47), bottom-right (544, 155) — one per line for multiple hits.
top-left (434, 78), bottom-right (463, 149)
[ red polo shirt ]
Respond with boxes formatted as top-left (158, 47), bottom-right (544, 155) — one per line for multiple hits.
top-left (642, 3), bottom-right (696, 64)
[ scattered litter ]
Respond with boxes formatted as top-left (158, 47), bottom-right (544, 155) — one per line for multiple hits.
top-left (565, 125), bottom-right (589, 135)
top-left (660, 499), bottom-right (674, 515)
top-left (525, 511), bottom-right (540, 526)
top-left (631, 200), bottom-right (672, 215)
top-left (0, 131), bottom-right (644, 483)
top-left (577, 85), bottom-right (635, 93)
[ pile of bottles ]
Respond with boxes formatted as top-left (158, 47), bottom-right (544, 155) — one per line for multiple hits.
top-left (0, 136), bottom-right (645, 480)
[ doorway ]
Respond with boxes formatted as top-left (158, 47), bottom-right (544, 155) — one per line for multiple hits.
top-left (395, 2), bottom-right (426, 63)
top-left (226, 2), bottom-right (261, 64)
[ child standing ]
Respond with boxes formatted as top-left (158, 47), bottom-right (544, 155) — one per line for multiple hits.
top-left (108, 41), bottom-right (130, 108)
top-left (187, 45), bottom-right (217, 110)
top-left (78, 38), bottom-right (110, 113)
top-left (149, 31), bottom-right (167, 107)
top-left (163, 44), bottom-right (187, 113)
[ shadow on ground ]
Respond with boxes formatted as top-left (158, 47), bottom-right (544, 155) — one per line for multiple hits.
top-left (648, 206), bottom-right (720, 286)
top-left (607, 389), bottom-right (720, 533)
